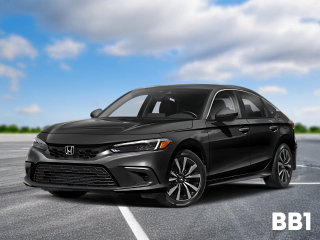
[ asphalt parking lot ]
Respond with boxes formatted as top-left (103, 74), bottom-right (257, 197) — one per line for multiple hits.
top-left (0, 137), bottom-right (319, 240)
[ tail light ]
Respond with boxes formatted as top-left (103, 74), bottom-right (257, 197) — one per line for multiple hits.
top-left (289, 119), bottom-right (295, 129)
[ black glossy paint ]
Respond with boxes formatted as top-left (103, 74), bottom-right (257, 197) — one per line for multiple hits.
top-left (42, 118), bottom-right (193, 136)
top-left (206, 119), bottom-right (251, 179)
top-left (24, 84), bottom-right (297, 197)
top-left (246, 118), bottom-right (280, 171)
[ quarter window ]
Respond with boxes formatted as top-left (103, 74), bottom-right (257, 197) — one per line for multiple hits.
top-left (208, 91), bottom-right (238, 120)
top-left (238, 92), bottom-right (265, 118)
top-left (261, 98), bottom-right (277, 117)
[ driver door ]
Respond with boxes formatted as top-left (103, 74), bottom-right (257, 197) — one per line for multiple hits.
top-left (206, 90), bottom-right (251, 179)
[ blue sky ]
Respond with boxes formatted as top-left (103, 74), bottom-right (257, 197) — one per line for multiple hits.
top-left (0, 0), bottom-right (320, 127)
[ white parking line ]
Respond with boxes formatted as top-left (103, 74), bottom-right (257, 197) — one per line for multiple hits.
top-left (297, 165), bottom-right (308, 167)
top-left (234, 182), bottom-right (320, 185)
top-left (297, 165), bottom-right (320, 169)
top-left (113, 195), bottom-right (149, 240)
top-left (290, 183), bottom-right (320, 184)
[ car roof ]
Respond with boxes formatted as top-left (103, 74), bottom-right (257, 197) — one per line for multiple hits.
top-left (134, 84), bottom-right (263, 98)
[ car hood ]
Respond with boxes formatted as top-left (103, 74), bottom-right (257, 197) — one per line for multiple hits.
top-left (42, 118), bottom-right (193, 135)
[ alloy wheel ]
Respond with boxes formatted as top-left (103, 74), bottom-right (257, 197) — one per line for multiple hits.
top-left (167, 157), bottom-right (202, 201)
top-left (278, 148), bottom-right (291, 183)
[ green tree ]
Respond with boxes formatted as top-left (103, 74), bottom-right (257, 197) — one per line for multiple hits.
top-left (294, 123), bottom-right (308, 133)
top-left (20, 126), bottom-right (30, 133)
top-left (8, 125), bottom-right (19, 133)
top-left (0, 125), bottom-right (44, 133)
top-left (0, 125), bottom-right (7, 133)
top-left (309, 126), bottom-right (320, 133)
top-left (30, 127), bottom-right (42, 133)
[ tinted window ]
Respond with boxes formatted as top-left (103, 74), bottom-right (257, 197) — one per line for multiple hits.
top-left (238, 92), bottom-right (265, 118)
top-left (100, 89), bottom-right (210, 119)
top-left (261, 98), bottom-right (277, 117)
top-left (208, 91), bottom-right (238, 120)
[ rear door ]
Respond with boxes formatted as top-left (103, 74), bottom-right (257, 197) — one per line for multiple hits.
top-left (206, 90), bottom-right (251, 179)
top-left (236, 91), bottom-right (280, 172)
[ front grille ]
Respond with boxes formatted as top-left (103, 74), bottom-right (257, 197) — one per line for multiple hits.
top-left (48, 144), bottom-right (109, 160)
top-left (34, 164), bottom-right (116, 187)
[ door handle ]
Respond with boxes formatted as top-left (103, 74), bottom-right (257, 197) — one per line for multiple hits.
top-left (239, 127), bottom-right (249, 133)
top-left (269, 126), bottom-right (278, 132)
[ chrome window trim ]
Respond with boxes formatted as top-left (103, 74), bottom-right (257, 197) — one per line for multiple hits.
top-left (206, 89), bottom-right (280, 119)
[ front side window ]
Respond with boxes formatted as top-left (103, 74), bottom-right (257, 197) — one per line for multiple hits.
top-left (208, 91), bottom-right (238, 120)
top-left (99, 89), bottom-right (210, 119)
top-left (238, 92), bottom-right (265, 118)
top-left (151, 101), bottom-right (161, 113)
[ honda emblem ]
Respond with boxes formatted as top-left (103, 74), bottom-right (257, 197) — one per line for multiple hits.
top-left (65, 146), bottom-right (74, 155)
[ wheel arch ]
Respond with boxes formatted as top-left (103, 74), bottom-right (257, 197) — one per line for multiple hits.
top-left (171, 139), bottom-right (208, 168)
top-left (274, 134), bottom-right (296, 170)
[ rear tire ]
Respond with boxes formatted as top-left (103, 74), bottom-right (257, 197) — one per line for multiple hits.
top-left (156, 149), bottom-right (206, 207)
top-left (264, 143), bottom-right (292, 188)
top-left (49, 191), bottom-right (87, 198)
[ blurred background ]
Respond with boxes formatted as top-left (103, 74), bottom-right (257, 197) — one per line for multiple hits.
top-left (0, 0), bottom-right (319, 133)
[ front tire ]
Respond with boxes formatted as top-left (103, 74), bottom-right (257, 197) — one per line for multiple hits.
top-left (156, 149), bottom-right (206, 207)
top-left (49, 191), bottom-right (87, 198)
top-left (264, 143), bottom-right (292, 188)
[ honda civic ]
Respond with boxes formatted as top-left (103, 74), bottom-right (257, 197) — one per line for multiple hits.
top-left (24, 84), bottom-right (297, 207)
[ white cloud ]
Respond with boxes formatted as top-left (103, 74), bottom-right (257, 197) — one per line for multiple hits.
top-left (295, 107), bottom-right (320, 116)
top-left (45, 38), bottom-right (85, 59)
top-left (0, 64), bottom-right (24, 91)
top-left (285, 107), bottom-right (320, 127)
top-left (16, 104), bottom-right (41, 114)
top-left (1, 95), bottom-right (14, 99)
top-left (258, 86), bottom-right (287, 95)
top-left (3, 0), bottom-right (320, 81)
top-left (17, 62), bottom-right (26, 69)
top-left (292, 107), bottom-right (320, 127)
top-left (59, 63), bottom-right (71, 71)
top-left (0, 35), bottom-right (38, 60)
top-left (314, 89), bottom-right (320, 97)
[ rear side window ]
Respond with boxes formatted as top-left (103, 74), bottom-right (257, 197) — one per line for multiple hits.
top-left (208, 91), bottom-right (238, 120)
top-left (238, 92), bottom-right (265, 118)
top-left (261, 99), bottom-right (277, 117)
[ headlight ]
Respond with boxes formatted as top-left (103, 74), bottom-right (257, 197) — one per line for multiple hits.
top-left (110, 139), bottom-right (171, 153)
top-left (33, 136), bottom-right (48, 151)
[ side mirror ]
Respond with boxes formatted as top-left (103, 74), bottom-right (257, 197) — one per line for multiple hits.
top-left (90, 108), bottom-right (102, 118)
top-left (215, 108), bottom-right (238, 122)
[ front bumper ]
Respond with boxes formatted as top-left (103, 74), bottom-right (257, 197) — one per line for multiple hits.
top-left (24, 143), bottom-right (175, 194)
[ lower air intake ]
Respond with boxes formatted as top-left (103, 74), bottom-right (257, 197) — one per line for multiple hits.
top-left (34, 164), bottom-right (116, 187)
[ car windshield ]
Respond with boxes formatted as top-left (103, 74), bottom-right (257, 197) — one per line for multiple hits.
top-left (99, 88), bottom-right (211, 119)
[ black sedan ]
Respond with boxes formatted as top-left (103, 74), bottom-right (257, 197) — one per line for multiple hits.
top-left (24, 84), bottom-right (297, 207)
